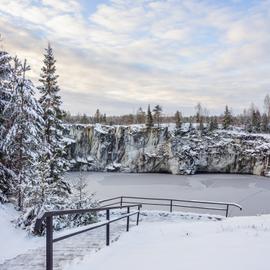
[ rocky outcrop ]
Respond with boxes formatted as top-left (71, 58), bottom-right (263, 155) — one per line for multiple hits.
top-left (65, 124), bottom-right (270, 176)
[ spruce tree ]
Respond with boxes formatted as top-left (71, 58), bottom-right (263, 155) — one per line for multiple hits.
top-left (175, 110), bottom-right (182, 129)
top-left (223, 105), bottom-right (233, 129)
top-left (3, 58), bottom-right (44, 210)
top-left (145, 104), bottom-right (153, 128)
top-left (209, 116), bottom-right (218, 131)
top-left (38, 44), bottom-right (70, 195)
top-left (252, 109), bottom-right (261, 132)
top-left (94, 109), bottom-right (101, 123)
top-left (261, 113), bottom-right (269, 133)
top-left (0, 50), bottom-right (14, 202)
top-left (153, 105), bottom-right (162, 127)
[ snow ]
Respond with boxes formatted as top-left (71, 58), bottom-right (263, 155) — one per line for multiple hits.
top-left (0, 204), bottom-right (43, 264)
top-left (65, 214), bottom-right (270, 270)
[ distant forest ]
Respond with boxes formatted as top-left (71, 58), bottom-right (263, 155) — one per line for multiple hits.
top-left (63, 96), bottom-right (270, 133)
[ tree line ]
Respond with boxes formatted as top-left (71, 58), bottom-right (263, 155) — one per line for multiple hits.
top-left (63, 99), bottom-right (270, 133)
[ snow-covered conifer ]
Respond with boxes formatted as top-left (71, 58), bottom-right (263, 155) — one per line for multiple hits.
top-left (223, 105), bottom-right (233, 129)
top-left (0, 49), bottom-right (14, 202)
top-left (3, 58), bottom-right (44, 210)
top-left (38, 43), bottom-right (70, 194)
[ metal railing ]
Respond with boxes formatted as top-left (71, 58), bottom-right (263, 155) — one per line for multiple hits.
top-left (34, 204), bottom-right (142, 270)
top-left (99, 196), bottom-right (242, 217)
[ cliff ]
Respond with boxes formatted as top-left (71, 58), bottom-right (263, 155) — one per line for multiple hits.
top-left (65, 124), bottom-right (270, 176)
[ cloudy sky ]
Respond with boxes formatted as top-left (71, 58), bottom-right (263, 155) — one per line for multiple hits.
top-left (0, 0), bottom-right (270, 116)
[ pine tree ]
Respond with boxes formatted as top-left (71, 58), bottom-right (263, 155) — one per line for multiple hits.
top-left (223, 105), bottom-right (233, 129)
top-left (0, 49), bottom-right (14, 202)
top-left (3, 58), bottom-right (44, 210)
top-left (251, 109), bottom-right (261, 132)
top-left (209, 116), bottom-right (218, 131)
top-left (261, 113), bottom-right (269, 133)
top-left (195, 102), bottom-right (204, 131)
top-left (175, 110), bottom-right (182, 129)
top-left (145, 104), bottom-right (153, 128)
top-left (38, 43), bottom-right (70, 195)
top-left (94, 109), bottom-right (101, 123)
top-left (153, 105), bottom-right (162, 127)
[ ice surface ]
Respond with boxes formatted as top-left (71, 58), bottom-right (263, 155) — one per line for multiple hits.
top-left (65, 172), bottom-right (270, 216)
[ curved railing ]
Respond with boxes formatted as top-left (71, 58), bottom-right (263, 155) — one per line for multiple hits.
top-left (99, 196), bottom-right (242, 217)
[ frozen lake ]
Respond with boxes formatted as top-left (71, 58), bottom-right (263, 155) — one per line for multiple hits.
top-left (65, 172), bottom-right (270, 217)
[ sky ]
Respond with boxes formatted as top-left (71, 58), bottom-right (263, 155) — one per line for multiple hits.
top-left (0, 0), bottom-right (270, 116)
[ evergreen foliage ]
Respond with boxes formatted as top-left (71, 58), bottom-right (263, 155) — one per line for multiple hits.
top-left (0, 42), bottom-right (97, 235)
top-left (153, 105), bottom-right (162, 127)
top-left (209, 116), bottom-right (218, 131)
top-left (38, 43), bottom-right (70, 193)
top-left (175, 110), bottom-right (182, 129)
top-left (145, 104), bottom-right (153, 128)
top-left (261, 113), bottom-right (269, 132)
top-left (0, 50), bottom-right (14, 202)
top-left (223, 105), bottom-right (233, 129)
top-left (2, 58), bottom-right (44, 210)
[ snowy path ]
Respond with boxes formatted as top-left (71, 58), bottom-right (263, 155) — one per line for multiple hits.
top-left (0, 211), bottom-right (221, 270)
top-left (0, 223), bottom-right (126, 270)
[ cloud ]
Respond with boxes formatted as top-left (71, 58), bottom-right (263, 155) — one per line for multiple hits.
top-left (0, 0), bottom-right (270, 116)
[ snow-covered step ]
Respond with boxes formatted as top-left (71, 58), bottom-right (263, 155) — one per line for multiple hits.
top-left (0, 223), bottom-right (127, 270)
top-left (0, 211), bottom-right (221, 270)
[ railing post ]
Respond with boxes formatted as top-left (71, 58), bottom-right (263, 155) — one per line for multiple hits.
top-left (136, 205), bottom-right (140, 226)
top-left (226, 205), bottom-right (229, 217)
top-left (106, 209), bottom-right (110, 246)
top-left (126, 206), bottom-right (130, 231)
top-left (120, 196), bottom-right (123, 208)
top-left (170, 200), bottom-right (173, 212)
top-left (46, 216), bottom-right (53, 270)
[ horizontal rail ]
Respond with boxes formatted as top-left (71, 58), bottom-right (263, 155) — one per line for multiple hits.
top-left (38, 204), bottom-right (140, 220)
top-left (53, 211), bottom-right (139, 243)
top-left (121, 196), bottom-right (242, 209)
top-left (122, 201), bottom-right (226, 211)
top-left (98, 196), bottom-right (121, 203)
top-left (99, 196), bottom-right (242, 217)
top-left (36, 203), bottom-right (142, 270)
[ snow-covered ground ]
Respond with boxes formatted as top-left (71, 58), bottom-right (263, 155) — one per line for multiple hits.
top-left (65, 214), bottom-right (270, 270)
top-left (1, 203), bottom-right (269, 270)
top-left (0, 204), bottom-right (43, 264)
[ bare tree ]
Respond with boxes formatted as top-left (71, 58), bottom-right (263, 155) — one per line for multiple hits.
top-left (264, 94), bottom-right (270, 118)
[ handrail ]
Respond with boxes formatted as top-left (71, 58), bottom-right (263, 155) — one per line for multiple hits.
top-left (122, 195), bottom-right (242, 209)
top-left (35, 204), bottom-right (142, 270)
top-left (99, 196), bottom-right (242, 217)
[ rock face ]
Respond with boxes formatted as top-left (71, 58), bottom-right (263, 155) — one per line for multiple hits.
top-left (65, 124), bottom-right (270, 176)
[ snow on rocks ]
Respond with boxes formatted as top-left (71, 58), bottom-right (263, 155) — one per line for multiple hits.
top-left (65, 124), bottom-right (270, 176)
